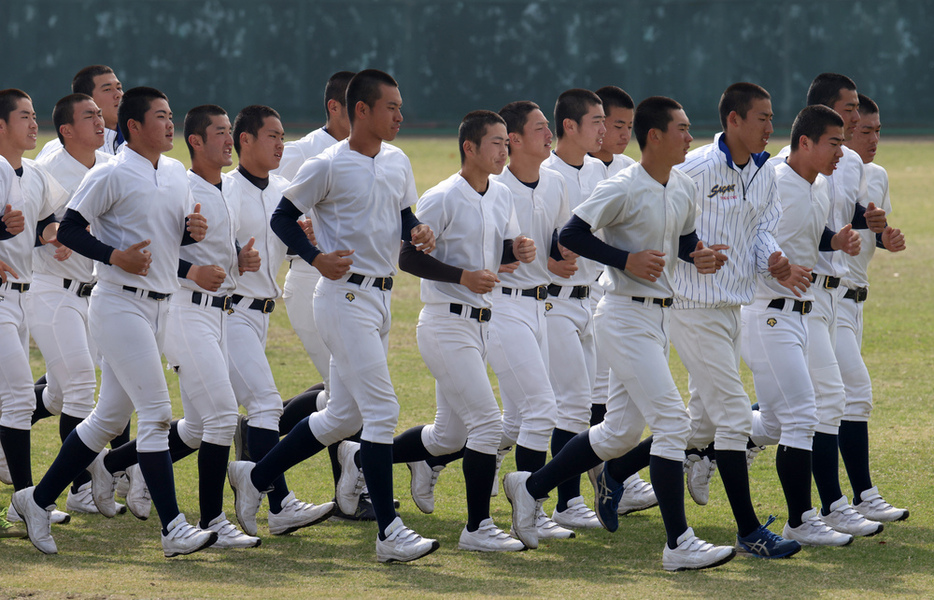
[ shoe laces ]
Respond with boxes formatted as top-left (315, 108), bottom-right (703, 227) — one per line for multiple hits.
top-left (747, 516), bottom-right (783, 544)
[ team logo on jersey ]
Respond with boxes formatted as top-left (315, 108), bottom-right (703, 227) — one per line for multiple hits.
top-left (708, 184), bottom-right (738, 200)
top-left (766, 317), bottom-right (777, 327)
top-left (545, 302), bottom-right (553, 312)
top-left (345, 292), bottom-right (355, 302)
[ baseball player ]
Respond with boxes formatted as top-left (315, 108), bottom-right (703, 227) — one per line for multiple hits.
top-left (12, 86), bottom-right (218, 557)
top-left (390, 110), bottom-right (532, 551)
top-left (591, 86), bottom-right (637, 178)
top-left (741, 104), bottom-right (863, 546)
top-left (505, 96), bottom-right (735, 571)
top-left (671, 82), bottom-right (805, 558)
top-left (227, 69), bottom-right (440, 563)
top-left (836, 94), bottom-right (908, 521)
top-left (538, 89), bottom-right (606, 530)
top-left (37, 65), bottom-right (125, 159)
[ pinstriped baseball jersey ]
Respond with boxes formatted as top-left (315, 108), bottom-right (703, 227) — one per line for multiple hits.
top-left (843, 161), bottom-right (890, 289)
top-left (0, 159), bottom-right (59, 284)
top-left (181, 171), bottom-right (241, 296)
top-left (673, 134), bottom-right (783, 309)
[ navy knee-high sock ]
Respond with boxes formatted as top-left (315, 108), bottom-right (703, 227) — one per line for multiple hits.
top-left (59, 414), bottom-right (91, 491)
top-left (250, 418), bottom-right (324, 494)
top-left (197, 442), bottom-right (230, 527)
top-left (589, 403), bottom-right (607, 427)
top-left (427, 448), bottom-right (464, 468)
top-left (280, 384), bottom-right (325, 435)
top-left (606, 436), bottom-right (652, 482)
top-left (31, 384), bottom-right (53, 423)
top-left (649, 456), bottom-right (689, 549)
top-left (391, 425), bottom-right (432, 463)
top-left (526, 431), bottom-right (601, 499)
top-left (247, 425), bottom-right (291, 512)
top-left (515, 445), bottom-right (547, 474)
top-left (463, 449), bottom-right (496, 531)
top-left (360, 441), bottom-right (397, 537)
top-left (811, 432), bottom-right (844, 514)
top-left (111, 421), bottom-right (131, 449)
top-left (34, 430), bottom-right (99, 507)
top-left (776, 445), bottom-right (812, 528)
top-left (104, 421), bottom-right (196, 474)
top-left (838, 420), bottom-right (873, 502)
top-left (0, 426), bottom-right (32, 490)
top-left (716, 449), bottom-right (760, 537)
top-left (551, 428), bottom-right (581, 512)
top-left (137, 450), bottom-right (180, 534)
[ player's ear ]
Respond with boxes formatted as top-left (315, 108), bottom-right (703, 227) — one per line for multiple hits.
top-left (187, 133), bottom-right (202, 151)
top-left (354, 100), bottom-right (369, 122)
top-left (508, 132), bottom-right (521, 148)
top-left (727, 110), bottom-right (740, 128)
top-left (59, 123), bottom-right (73, 140)
top-left (326, 99), bottom-right (342, 118)
top-left (563, 118), bottom-right (576, 135)
top-left (462, 139), bottom-right (474, 158)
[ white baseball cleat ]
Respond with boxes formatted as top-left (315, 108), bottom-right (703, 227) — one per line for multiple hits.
top-left (227, 461), bottom-right (266, 536)
top-left (206, 513), bottom-right (261, 549)
top-left (503, 471), bottom-right (539, 549)
top-left (87, 449), bottom-right (119, 517)
top-left (855, 486), bottom-right (909, 523)
top-left (684, 453), bottom-right (717, 506)
top-left (782, 508), bottom-right (854, 546)
top-left (114, 472), bottom-right (130, 498)
top-left (662, 527), bottom-right (736, 571)
top-left (534, 505), bottom-right (575, 539)
top-left (268, 491), bottom-right (335, 535)
top-left (11, 487), bottom-right (57, 554)
top-left (8, 502), bottom-right (71, 525)
top-left (162, 513), bottom-right (217, 557)
top-left (408, 461), bottom-right (444, 514)
top-left (821, 496), bottom-right (884, 537)
top-left (336, 441), bottom-right (365, 515)
top-left (618, 474), bottom-right (658, 515)
top-left (125, 464), bottom-right (152, 520)
top-left (458, 518), bottom-right (525, 552)
top-left (552, 496), bottom-right (600, 529)
top-left (376, 517), bottom-right (440, 563)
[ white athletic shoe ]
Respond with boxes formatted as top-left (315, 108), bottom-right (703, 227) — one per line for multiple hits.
top-left (336, 441), bottom-right (365, 515)
top-left (782, 508), bottom-right (854, 546)
top-left (684, 454), bottom-right (717, 506)
top-left (114, 472), bottom-right (130, 498)
top-left (662, 527), bottom-right (736, 571)
top-left (0, 443), bottom-right (12, 485)
top-left (552, 496), bottom-right (600, 529)
top-left (161, 513), bottom-right (217, 557)
top-left (8, 502), bottom-right (71, 525)
top-left (458, 518), bottom-right (525, 552)
top-left (534, 505), bottom-right (575, 539)
top-left (822, 496), bottom-right (884, 537)
top-left (503, 471), bottom-right (538, 549)
top-left (618, 474), bottom-right (658, 515)
top-left (376, 516), bottom-right (440, 563)
top-left (66, 482), bottom-right (99, 514)
top-left (227, 461), bottom-right (267, 536)
top-left (125, 464), bottom-right (152, 520)
top-left (10, 487), bottom-right (57, 554)
top-left (87, 449), bottom-right (119, 517)
top-left (855, 486), bottom-right (909, 522)
top-left (268, 491), bottom-right (336, 535)
top-left (206, 512), bottom-right (261, 549)
top-left (490, 446), bottom-right (511, 497)
top-left (408, 461), bottom-right (444, 514)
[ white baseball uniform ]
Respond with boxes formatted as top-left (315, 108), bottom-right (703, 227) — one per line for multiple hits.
top-left (486, 166), bottom-right (568, 451)
top-left (574, 162), bottom-right (696, 463)
top-left (671, 134), bottom-right (784, 452)
top-left (415, 173), bottom-right (518, 456)
top-left (282, 139), bottom-right (417, 446)
top-left (37, 128), bottom-right (122, 161)
top-left (602, 153), bottom-right (637, 179)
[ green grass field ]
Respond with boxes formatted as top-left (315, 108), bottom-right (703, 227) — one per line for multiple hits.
top-left (2, 134), bottom-right (932, 600)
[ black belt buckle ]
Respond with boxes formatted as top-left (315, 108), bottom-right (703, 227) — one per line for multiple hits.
top-left (658, 297), bottom-right (673, 308)
top-left (575, 285), bottom-right (590, 299)
top-left (222, 296), bottom-right (233, 313)
top-left (534, 285), bottom-right (548, 301)
top-left (378, 277), bottom-right (393, 291)
top-left (824, 276), bottom-right (840, 290)
top-left (477, 307), bottom-right (492, 322)
top-left (9, 282), bottom-right (30, 292)
top-left (149, 291), bottom-right (169, 301)
top-left (261, 299), bottom-right (275, 314)
top-left (799, 300), bottom-right (813, 314)
top-left (76, 282), bottom-right (95, 297)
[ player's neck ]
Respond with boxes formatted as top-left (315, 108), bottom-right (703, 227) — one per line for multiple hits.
top-left (589, 148), bottom-right (614, 163)
top-left (554, 139), bottom-right (587, 167)
top-left (506, 153), bottom-right (543, 184)
top-left (348, 128), bottom-right (382, 158)
top-left (639, 153), bottom-right (674, 186)
top-left (324, 121), bottom-right (350, 142)
top-left (237, 155), bottom-right (269, 179)
top-left (127, 142), bottom-right (162, 168)
top-left (64, 143), bottom-right (98, 169)
top-left (191, 159), bottom-right (223, 185)
top-left (0, 145), bottom-right (25, 170)
top-left (786, 153), bottom-right (819, 184)
top-left (459, 164), bottom-right (491, 194)
top-left (722, 132), bottom-right (751, 167)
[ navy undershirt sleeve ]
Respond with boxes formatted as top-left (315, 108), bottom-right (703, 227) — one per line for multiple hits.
top-left (0, 220), bottom-right (11, 240)
top-left (851, 203), bottom-right (868, 229)
top-left (819, 226), bottom-right (836, 252)
top-left (550, 230), bottom-right (564, 261)
top-left (398, 241), bottom-right (463, 283)
top-left (401, 207), bottom-right (421, 242)
top-left (271, 197), bottom-right (322, 266)
top-left (678, 230), bottom-right (700, 263)
top-left (558, 215), bottom-right (630, 271)
top-left (178, 259), bottom-right (193, 279)
top-left (502, 239), bottom-right (517, 264)
top-left (876, 231), bottom-right (887, 249)
top-left (58, 208), bottom-right (116, 264)
top-left (35, 214), bottom-right (58, 247)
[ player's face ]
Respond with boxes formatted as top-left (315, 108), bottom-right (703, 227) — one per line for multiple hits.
top-left (201, 114), bottom-right (234, 169)
top-left (250, 116), bottom-right (286, 172)
top-left (847, 111), bottom-right (881, 164)
top-left (134, 98), bottom-right (174, 154)
top-left (66, 99), bottom-right (106, 151)
top-left (0, 98), bottom-right (38, 152)
top-left (811, 125), bottom-right (846, 176)
top-left (658, 109), bottom-right (692, 165)
top-left (91, 72), bottom-right (123, 128)
top-left (831, 88), bottom-right (860, 141)
top-left (368, 84), bottom-right (404, 142)
top-left (471, 122), bottom-right (509, 176)
top-left (577, 104), bottom-right (606, 153)
top-left (601, 106), bottom-right (634, 155)
top-left (517, 109), bottom-right (552, 161)
top-left (734, 98), bottom-right (773, 155)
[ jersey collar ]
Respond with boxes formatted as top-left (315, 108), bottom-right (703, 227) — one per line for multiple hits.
top-left (716, 132), bottom-right (770, 169)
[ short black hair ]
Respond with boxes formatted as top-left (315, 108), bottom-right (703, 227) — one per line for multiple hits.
top-left (806, 73), bottom-right (857, 109)
top-left (633, 96), bottom-right (682, 151)
top-left (458, 110), bottom-right (506, 165)
top-left (595, 86), bottom-right (634, 112)
top-left (346, 69), bottom-right (398, 126)
top-left (72, 65), bottom-right (116, 96)
top-left (790, 105), bottom-right (844, 151)
top-left (118, 86), bottom-right (168, 143)
top-left (232, 104), bottom-right (280, 156)
top-left (184, 104), bottom-right (228, 158)
top-left (52, 93), bottom-right (94, 144)
top-left (0, 88), bottom-right (31, 123)
top-left (499, 100), bottom-right (541, 135)
top-left (324, 71), bottom-right (355, 116)
top-left (858, 93), bottom-right (879, 116)
top-left (554, 89), bottom-right (602, 138)
top-left (718, 82), bottom-right (771, 130)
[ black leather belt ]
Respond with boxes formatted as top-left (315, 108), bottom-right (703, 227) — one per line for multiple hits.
top-left (63, 279), bottom-right (95, 297)
top-left (767, 298), bottom-right (813, 314)
top-left (632, 296), bottom-right (673, 308)
top-left (348, 273), bottom-right (393, 290)
top-left (122, 285), bottom-right (169, 301)
top-left (3, 282), bottom-right (30, 292)
top-left (450, 303), bottom-right (491, 323)
top-left (547, 283), bottom-right (590, 299)
top-left (843, 287), bottom-right (869, 303)
top-left (191, 291), bottom-right (233, 312)
top-left (502, 285), bottom-right (548, 300)
top-left (811, 273), bottom-right (841, 289)
top-left (231, 294), bottom-right (275, 313)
